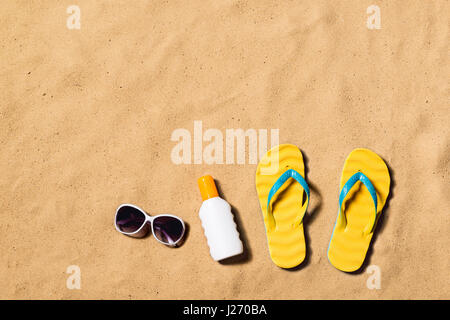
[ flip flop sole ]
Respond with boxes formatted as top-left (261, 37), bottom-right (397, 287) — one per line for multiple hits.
top-left (328, 148), bottom-right (390, 272)
top-left (256, 144), bottom-right (307, 268)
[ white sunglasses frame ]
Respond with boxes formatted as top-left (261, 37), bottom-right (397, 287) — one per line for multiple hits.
top-left (114, 203), bottom-right (186, 247)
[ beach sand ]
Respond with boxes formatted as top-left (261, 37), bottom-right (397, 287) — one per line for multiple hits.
top-left (0, 0), bottom-right (448, 299)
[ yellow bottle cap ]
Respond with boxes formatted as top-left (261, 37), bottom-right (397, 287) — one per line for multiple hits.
top-left (198, 175), bottom-right (219, 201)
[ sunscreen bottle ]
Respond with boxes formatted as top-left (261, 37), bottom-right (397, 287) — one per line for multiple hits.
top-left (197, 175), bottom-right (243, 261)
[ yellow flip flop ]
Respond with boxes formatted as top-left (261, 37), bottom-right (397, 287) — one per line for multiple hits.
top-left (328, 148), bottom-right (390, 272)
top-left (256, 144), bottom-right (310, 268)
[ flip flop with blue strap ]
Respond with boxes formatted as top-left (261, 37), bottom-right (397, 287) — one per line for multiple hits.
top-left (328, 148), bottom-right (390, 272)
top-left (256, 144), bottom-right (310, 268)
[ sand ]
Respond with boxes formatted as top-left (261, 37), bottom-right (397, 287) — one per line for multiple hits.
top-left (0, 0), bottom-right (448, 299)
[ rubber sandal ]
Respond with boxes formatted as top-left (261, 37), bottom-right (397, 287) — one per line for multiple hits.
top-left (256, 144), bottom-right (310, 268)
top-left (328, 148), bottom-right (390, 272)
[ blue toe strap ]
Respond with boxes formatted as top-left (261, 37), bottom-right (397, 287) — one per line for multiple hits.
top-left (338, 172), bottom-right (378, 233)
top-left (267, 169), bottom-right (310, 225)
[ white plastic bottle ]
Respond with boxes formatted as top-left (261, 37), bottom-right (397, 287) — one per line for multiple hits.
top-left (197, 175), bottom-right (244, 261)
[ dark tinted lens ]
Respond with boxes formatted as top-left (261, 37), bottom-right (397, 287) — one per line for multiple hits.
top-left (153, 216), bottom-right (184, 245)
top-left (116, 206), bottom-right (146, 233)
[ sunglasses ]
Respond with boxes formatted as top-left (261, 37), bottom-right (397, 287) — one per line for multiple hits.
top-left (114, 204), bottom-right (186, 246)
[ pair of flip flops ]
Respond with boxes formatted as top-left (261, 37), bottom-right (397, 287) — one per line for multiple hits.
top-left (255, 144), bottom-right (390, 271)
